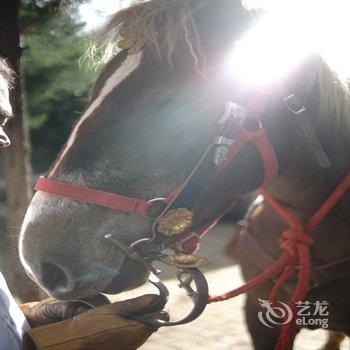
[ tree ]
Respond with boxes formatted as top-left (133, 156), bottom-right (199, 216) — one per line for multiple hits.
top-left (0, 0), bottom-right (36, 302)
top-left (23, 9), bottom-right (98, 172)
top-left (0, 0), bottom-right (88, 302)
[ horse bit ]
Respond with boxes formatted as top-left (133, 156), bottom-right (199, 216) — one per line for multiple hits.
top-left (35, 92), bottom-right (330, 326)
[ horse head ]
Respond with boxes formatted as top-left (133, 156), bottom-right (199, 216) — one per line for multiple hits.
top-left (19, 0), bottom-right (347, 301)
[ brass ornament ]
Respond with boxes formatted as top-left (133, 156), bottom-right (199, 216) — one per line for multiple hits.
top-left (157, 208), bottom-right (194, 236)
top-left (162, 253), bottom-right (208, 268)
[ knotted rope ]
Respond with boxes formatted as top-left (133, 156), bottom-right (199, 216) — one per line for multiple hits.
top-left (208, 172), bottom-right (350, 350)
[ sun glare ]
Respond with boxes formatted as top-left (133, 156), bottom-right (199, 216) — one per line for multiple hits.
top-left (80, 0), bottom-right (129, 31)
top-left (227, 0), bottom-right (350, 85)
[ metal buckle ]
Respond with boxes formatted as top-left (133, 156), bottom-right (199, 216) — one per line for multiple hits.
top-left (284, 94), bottom-right (306, 115)
top-left (212, 136), bottom-right (235, 147)
top-left (218, 101), bottom-right (248, 126)
top-left (213, 136), bottom-right (235, 167)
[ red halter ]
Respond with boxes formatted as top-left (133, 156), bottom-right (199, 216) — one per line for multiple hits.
top-left (36, 177), bottom-right (153, 216)
top-left (35, 124), bottom-right (278, 215)
top-left (35, 96), bottom-right (279, 229)
top-left (215, 126), bottom-right (278, 185)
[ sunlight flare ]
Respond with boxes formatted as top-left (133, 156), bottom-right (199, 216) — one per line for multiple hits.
top-left (227, 0), bottom-right (350, 85)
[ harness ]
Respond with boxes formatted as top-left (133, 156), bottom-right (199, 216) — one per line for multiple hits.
top-left (232, 195), bottom-right (350, 289)
top-left (35, 92), bottom-right (349, 349)
top-left (220, 173), bottom-right (350, 349)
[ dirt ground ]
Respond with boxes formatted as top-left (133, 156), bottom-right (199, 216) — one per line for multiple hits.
top-left (115, 222), bottom-right (349, 350)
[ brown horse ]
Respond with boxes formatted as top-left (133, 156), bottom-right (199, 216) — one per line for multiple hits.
top-left (19, 1), bottom-right (350, 349)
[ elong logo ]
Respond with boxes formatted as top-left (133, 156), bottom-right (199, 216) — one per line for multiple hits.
top-left (258, 299), bottom-right (329, 329)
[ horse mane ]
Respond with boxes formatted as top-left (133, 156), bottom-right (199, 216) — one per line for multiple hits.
top-left (306, 56), bottom-right (350, 131)
top-left (243, 0), bottom-right (350, 131)
top-left (97, 0), bottom-right (205, 73)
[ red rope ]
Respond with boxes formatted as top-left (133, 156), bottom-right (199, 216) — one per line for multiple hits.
top-left (306, 172), bottom-right (350, 232)
top-left (208, 171), bottom-right (350, 350)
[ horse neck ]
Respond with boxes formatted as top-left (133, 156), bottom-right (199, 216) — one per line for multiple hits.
top-left (264, 54), bottom-right (350, 219)
top-left (265, 118), bottom-right (350, 224)
top-left (257, 118), bottom-right (350, 264)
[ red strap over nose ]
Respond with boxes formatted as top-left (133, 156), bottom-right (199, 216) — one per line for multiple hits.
top-left (35, 176), bottom-right (151, 215)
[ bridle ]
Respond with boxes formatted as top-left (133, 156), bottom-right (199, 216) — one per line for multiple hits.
top-left (35, 92), bottom-right (331, 327)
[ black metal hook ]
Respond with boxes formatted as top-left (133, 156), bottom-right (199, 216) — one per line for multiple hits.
top-left (128, 267), bottom-right (209, 327)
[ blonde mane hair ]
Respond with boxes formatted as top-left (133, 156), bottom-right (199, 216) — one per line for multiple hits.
top-left (89, 0), bottom-right (350, 131)
top-left (95, 0), bottom-right (205, 73)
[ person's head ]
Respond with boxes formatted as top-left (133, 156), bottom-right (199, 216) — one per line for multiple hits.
top-left (0, 58), bottom-right (14, 147)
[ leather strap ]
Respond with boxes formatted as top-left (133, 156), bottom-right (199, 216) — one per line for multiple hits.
top-left (312, 256), bottom-right (350, 287)
top-left (284, 94), bottom-right (331, 168)
top-left (237, 228), bottom-right (276, 270)
top-left (231, 222), bottom-right (350, 288)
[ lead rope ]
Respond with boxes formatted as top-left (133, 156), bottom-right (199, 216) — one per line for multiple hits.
top-left (208, 172), bottom-right (350, 350)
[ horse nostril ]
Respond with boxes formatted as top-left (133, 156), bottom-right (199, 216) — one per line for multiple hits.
top-left (41, 262), bottom-right (69, 292)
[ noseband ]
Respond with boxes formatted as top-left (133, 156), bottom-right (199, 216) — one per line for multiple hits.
top-left (35, 92), bottom-right (330, 327)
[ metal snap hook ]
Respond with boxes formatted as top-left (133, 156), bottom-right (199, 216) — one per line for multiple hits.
top-left (128, 267), bottom-right (209, 327)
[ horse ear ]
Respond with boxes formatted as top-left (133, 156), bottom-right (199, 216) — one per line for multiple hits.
top-left (190, 0), bottom-right (253, 48)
